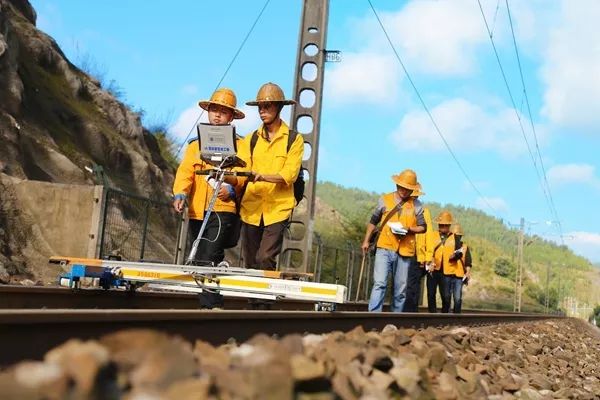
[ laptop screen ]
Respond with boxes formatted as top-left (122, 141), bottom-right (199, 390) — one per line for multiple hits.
top-left (196, 123), bottom-right (237, 164)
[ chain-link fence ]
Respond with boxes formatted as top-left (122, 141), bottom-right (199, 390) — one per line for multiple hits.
top-left (96, 186), bottom-right (378, 301)
top-left (311, 236), bottom-right (374, 302)
top-left (98, 188), bottom-right (182, 262)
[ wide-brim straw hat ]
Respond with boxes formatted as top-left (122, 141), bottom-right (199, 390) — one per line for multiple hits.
top-left (411, 183), bottom-right (425, 197)
top-left (246, 82), bottom-right (295, 106)
top-left (436, 211), bottom-right (454, 225)
top-left (391, 169), bottom-right (420, 191)
top-left (198, 88), bottom-right (245, 119)
top-left (451, 223), bottom-right (464, 235)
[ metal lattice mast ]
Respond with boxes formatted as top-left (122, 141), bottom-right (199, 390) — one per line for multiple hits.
top-left (514, 217), bottom-right (525, 312)
top-left (281, 0), bottom-right (330, 273)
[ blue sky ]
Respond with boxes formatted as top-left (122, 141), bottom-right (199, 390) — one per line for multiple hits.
top-left (33, 0), bottom-right (600, 263)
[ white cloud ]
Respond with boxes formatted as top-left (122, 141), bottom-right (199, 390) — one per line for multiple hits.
top-left (390, 97), bottom-right (543, 156)
top-left (232, 105), bottom-right (263, 137)
top-left (476, 196), bottom-right (509, 214)
top-left (563, 231), bottom-right (600, 263)
top-left (356, 0), bottom-right (490, 76)
top-left (541, 0), bottom-right (600, 129)
top-left (547, 163), bottom-right (600, 188)
top-left (169, 105), bottom-right (207, 142)
top-left (325, 52), bottom-right (400, 105)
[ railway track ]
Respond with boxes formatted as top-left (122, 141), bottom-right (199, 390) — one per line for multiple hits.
top-left (0, 308), bottom-right (556, 365)
top-left (0, 285), bottom-right (518, 313)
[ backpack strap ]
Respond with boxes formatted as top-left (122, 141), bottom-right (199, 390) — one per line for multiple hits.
top-left (251, 128), bottom-right (298, 155)
top-left (287, 130), bottom-right (298, 152)
top-left (249, 129), bottom-right (259, 158)
top-left (379, 202), bottom-right (401, 230)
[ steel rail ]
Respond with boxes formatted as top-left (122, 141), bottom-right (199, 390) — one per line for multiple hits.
top-left (0, 309), bottom-right (557, 366)
top-left (0, 285), bottom-right (521, 314)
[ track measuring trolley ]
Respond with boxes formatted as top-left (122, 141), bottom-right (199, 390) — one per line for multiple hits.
top-left (54, 124), bottom-right (346, 311)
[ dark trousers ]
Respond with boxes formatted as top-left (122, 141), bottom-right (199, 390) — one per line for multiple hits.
top-left (188, 212), bottom-right (237, 265)
top-left (242, 219), bottom-right (287, 270)
top-left (426, 270), bottom-right (444, 313)
top-left (188, 212), bottom-right (237, 308)
top-left (404, 261), bottom-right (425, 312)
top-left (441, 275), bottom-right (464, 313)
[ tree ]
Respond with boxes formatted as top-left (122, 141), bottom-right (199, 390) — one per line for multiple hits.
top-left (494, 257), bottom-right (515, 278)
top-left (592, 305), bottom-right (600, 326)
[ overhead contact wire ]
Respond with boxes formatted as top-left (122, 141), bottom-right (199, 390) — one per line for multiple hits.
top-left (175, 0), bottom-right (272, 156)
top-left (367, 0), bottom-right (501, 217)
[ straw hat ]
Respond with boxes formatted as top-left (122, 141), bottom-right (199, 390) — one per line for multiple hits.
top-left (198, 88), bottom-right (245, 119)
top-left (246, 82), bottom-right (295, 106)
top-left (436, 211), bottom-right (454, 225)
top-left (391, 169), bottom-right (420, 191)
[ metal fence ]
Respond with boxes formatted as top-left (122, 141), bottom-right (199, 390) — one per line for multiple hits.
top-left (311, 236), bottom-right (375, 302)
top-left (98, 188), bottom-right (182, 263)
top-left (95, 187), bottom-right (375, 301)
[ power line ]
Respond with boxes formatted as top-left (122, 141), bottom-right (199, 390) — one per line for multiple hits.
top-left (490, 0), bottom-right (502, 37)
top-left (366, 0), bottom-right (501, 217)
top-left (476, 0), bottom-right (560, 236)
top-left (174, 0), bottom-right (272, 157)
top-left (504, 0), bottom-right (565, 244)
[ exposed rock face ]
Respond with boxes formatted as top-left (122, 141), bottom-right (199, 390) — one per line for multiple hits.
top-left (0, 0), bottom-right (176, 279)
top-left (0, 0), bottom-right (174, 196)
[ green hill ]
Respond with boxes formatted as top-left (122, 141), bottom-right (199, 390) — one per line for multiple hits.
top-left (314, 181), bottom-right (599, 314)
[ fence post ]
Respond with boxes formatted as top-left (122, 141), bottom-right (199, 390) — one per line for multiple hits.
top-left (175, 208), bottom-right (189, 265)
top-left (312, 234), bottom-right (321, 280)
top-left (87, 185), bottom-right (106, 258)
top-left (139, 201), bottom-right (150, 261)
top-left (345, 241), bottom-right (354, 300)
top-left (364, 253), bottom-right (372, 302)
top-left (333, 248), bottom-right (339, 284)
top-left (98, 188), bottom-right (112, 259)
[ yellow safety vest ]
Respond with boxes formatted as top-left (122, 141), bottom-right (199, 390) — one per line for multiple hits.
top-left (415, 207), bottom-right (434, 263)
top-left (172, 139), bottom-right (240, 220)
top-left (432, 231), bottom-right (464, 277)
top-left (376, 193), bottom-right (418, 257)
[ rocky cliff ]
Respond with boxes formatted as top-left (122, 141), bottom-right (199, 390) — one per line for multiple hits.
top-left (0, 0), bottom-right (176, 282)
top-left (0, 0), bottom-right (174, 194)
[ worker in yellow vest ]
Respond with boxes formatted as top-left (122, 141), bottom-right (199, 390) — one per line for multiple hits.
top-left (429, 210), bottom-right (454, 312)
top-left (361, 169), bottom-right (426, 312)
top-left (403, 183), bottom-right (434, 312)
top-left (236, 83), bottom-right (303, 270)
top-left (445, 223), bottom-right (472, 313)
top-left (172, 88), bottom-right (245, 308)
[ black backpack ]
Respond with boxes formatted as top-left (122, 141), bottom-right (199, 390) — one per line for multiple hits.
top-left (249, 129), bottom-right (305, 205)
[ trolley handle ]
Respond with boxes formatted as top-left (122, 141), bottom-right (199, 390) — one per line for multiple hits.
top-left (195, 169), bottom-right (253, 177)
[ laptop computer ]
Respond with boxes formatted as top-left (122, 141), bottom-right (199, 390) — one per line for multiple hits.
top-left (196, 123), bottom-right (245, 167)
